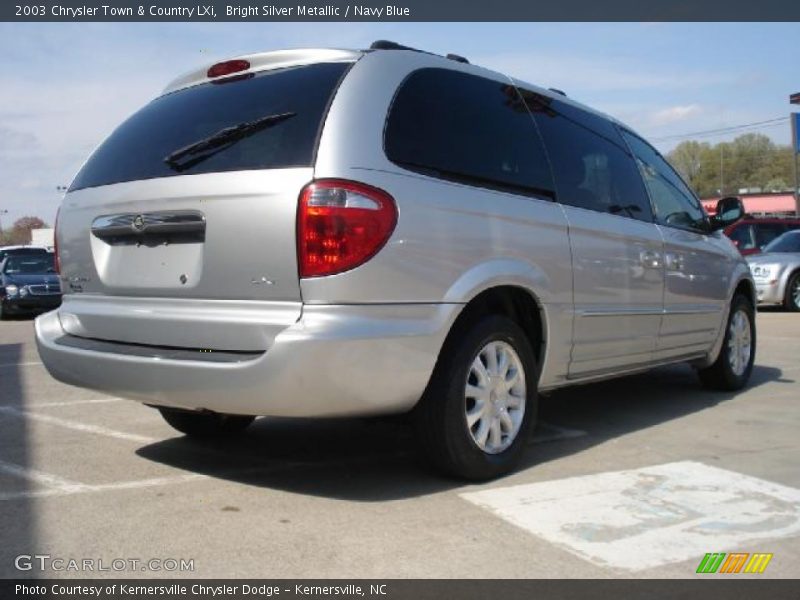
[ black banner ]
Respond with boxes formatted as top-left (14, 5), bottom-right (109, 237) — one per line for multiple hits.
top-left (4, 580), bottom-right (800, 600)
top-left (4, 0), bottom-right (800, 22)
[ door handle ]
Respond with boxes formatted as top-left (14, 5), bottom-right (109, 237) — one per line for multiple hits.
top-left (91, 211), bottom-right (206, 245)
top-left (639, 250), bottom-right (662, 269)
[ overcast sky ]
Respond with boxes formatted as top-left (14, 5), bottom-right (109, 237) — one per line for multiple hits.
top-left (0, 22), bottom-right (797, 227)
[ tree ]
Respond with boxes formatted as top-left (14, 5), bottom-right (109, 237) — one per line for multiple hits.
top-left (668, 140), bottom-right (711, 189)
top-left (0, 216), bottom-right (49, 245)
top-left (667, 133), bottom-right (796, 198)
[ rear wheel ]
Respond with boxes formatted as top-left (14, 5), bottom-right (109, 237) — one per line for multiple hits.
top-left (414, 315), bottom-right (538, 480)
top-left (783, 271), bottom-right (800, 312)
top-left (697, 294), bottom-right (756, 391)
top-left (158, 407), bottom-right (255, 438)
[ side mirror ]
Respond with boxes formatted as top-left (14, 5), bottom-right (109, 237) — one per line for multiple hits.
top-left (709, 196), bottom-right (744, 231)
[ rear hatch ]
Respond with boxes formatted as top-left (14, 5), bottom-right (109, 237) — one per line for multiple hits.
top-left (56, 57), bottom-right (354, 350)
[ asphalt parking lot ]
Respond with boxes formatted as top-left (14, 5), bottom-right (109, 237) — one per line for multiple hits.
top-left (0, 309), bottom-right (798, 579)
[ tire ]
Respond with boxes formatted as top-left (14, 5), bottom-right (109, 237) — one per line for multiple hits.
top-left (783, 271), bottom-right (800, 312)
top-left (158, 407), bottom-right (255, 438)
top-left (697, 294), bottom-right (756, 391)
top-left (414, 314), bottom-right (538, 481)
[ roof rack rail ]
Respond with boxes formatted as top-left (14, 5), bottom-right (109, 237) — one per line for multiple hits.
top-left (548, 88), bottom-right (567, 97)
top-left (369, 40), bottom-right (470, 64)
top-left (370, 40), bottom-right (417, 51)
top-left (446, 53), bottom-right (469, 64)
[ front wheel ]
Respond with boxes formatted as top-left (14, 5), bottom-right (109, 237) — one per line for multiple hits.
top-left (783, 271), bottom-right (800, 312)
top-left (414, 315), bottom-right (538, 480)
top-left (697, 294), bottom-right (756, 391)
top-left (158, 407), bottom-right (255, 438)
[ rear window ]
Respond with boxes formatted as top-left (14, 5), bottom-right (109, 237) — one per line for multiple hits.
top-left (70, 62), bottom-right (350, 191)
top-left (3, 255), bottom-right (55, 274)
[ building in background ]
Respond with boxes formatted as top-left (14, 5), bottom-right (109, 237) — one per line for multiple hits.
top-left (701, 192), bottom-right (797, 216)
top-left (29, 227), bottom-right (55, 250)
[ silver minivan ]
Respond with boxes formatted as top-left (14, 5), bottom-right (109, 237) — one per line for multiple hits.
top-left (36, 41), bottom-right (756, 479)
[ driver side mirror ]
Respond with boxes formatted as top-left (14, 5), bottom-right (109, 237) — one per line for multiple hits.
top-left (709, 196), bottom-right (745, 231)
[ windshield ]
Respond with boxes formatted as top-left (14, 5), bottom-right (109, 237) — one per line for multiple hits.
top-left (70, 62), bottom-right (350, 191)
top-left (763, 230), bottom-right (800, 253)
top-left (3, 254), bottom-right (56, 274)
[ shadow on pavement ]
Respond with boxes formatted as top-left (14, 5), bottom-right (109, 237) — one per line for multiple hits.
top-left (0, 342), bottom-right (38, 577)
top-left (136, 362), bottom-right (788, 502)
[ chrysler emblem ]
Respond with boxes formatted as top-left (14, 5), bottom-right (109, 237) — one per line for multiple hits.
top-left (131, 214), bottom-right (146, 231)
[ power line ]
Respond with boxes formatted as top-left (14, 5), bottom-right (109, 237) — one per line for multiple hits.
top-left (652, 116), bottom-right (790, 143)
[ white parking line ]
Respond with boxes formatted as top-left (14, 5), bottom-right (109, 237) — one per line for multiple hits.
top-left (0, 470), bottom-right (206, 502)
top-left (461, 461), bottom-right (800, 571)
top-left (0, 406), bottom-right (155, 444)
top-left (0, 458), bottom-right (87, 493)
top-left (35, 397), bottom-right (124, 408)
top-left (0, 361), bottom-right (43, 369)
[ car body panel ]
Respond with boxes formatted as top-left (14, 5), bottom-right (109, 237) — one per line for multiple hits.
top-left (36, 302), bottom-right (459, 417)
top-left (564, 206), bottom-right (664, 377)
top-left (655, 227), bottom-right (733, 361)
top-left (747, 251), bottom-right (800, 305)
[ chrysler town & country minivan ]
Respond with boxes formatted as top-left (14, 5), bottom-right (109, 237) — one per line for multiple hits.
top-left (36, 42), bottom-right (756, 479)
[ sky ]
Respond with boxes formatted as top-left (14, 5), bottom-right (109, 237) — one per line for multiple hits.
top-left (0, 21), bottom-right (798, 227)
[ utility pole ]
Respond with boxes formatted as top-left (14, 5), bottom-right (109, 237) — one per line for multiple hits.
top-left (0, 209), bottom-right (7, 236)
top-left (793, 115), bottom-right (799, 217)
top-left (719, 144), bottom-right (724, 196)
top-left (792, 93), bottom-right (800, 216)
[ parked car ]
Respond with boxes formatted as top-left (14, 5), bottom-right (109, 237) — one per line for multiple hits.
top-left (724, 217), bottom-right (800, 256)
top-left (35, 42), bottom-right (756, 479)
top-left (747, 230), bottom-right (800, 311)
top-left (0, 253), bottom-right (62, 319)
top-left (0, 245), bottom-right (49, 262)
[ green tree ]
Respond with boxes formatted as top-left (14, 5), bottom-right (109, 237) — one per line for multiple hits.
top-left (666, 133), bottom-right (795, 198)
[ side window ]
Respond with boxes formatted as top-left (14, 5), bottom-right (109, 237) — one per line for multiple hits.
top-left (622, 130), bottom-right (707, 231)
top-left (384, 69), bottom-right (554, 198)
top-left (518, 90), bottom-right (653, 222)
top-left (728, 223), bottom-right (756, 250)
top-left (754, 223), bottom-right (787, 249)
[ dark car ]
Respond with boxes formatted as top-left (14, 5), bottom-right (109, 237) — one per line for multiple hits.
top-left (724, 218), bottom-right (800, 256)
top-left (0, 253), bottom-right (62, 319)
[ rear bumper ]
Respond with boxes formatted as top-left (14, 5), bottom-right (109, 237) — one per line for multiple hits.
top-left (35, 302), bottom-right (460, 417)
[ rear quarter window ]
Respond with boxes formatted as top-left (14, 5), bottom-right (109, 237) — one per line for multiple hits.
top-left (70, 62), bottom-right (350, 191)
top-left (384, 68), bottom-right (554, 199)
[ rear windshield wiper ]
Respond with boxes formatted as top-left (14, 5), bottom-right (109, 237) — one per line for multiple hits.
top-left (163, 111), bottom-right (296, 172)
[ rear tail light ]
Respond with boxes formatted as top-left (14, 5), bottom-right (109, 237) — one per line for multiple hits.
top-left (297, 180), bottom-right (397, 278)
top-left (207, 59), bottom-right (250, 79)
top-left (53, 207), bottom-right (61, 274)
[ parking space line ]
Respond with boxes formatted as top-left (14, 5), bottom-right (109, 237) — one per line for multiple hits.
top-left (0, 458), bottom-right (87, 493)
top-left (0, 406), bottom-right (156, 444)
top-left (0, 361), bottom-right (43, 369)
top-left (0, 472), bottom-right (207, 502)
top-left (34, 397), bottom-right (124, 407)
